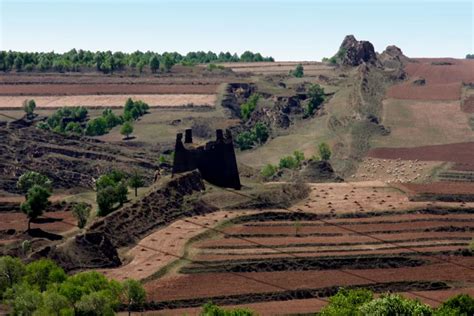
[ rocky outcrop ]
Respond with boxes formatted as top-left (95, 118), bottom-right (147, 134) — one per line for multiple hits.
top-left (299, 160), bottom-right (343, 182)
top-left (338, 35), bottom-right (377, 66)
top-left (221, 83), bottom-right (256, 118)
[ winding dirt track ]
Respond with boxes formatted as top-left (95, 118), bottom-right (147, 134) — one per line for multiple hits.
top-left (99, 210), bottom-right (258, 281)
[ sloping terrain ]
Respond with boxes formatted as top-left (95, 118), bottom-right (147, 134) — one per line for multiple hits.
top-left (0, 119), bottom-right (158, 193)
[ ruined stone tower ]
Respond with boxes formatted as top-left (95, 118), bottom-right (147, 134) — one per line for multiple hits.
top-left (172, 129), bottom-right (241, 189)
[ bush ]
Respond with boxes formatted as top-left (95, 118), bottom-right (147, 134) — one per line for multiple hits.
top-left (320, 288), bottom-right (373, 316)
top-left (306, 83), bottom-right (325, 115)
top-left (359, 293), bottom-right (433, 315)
top-left (435, 294), bottom-right (474, 315)
top-left (279, 155), bottom-right (298, 170)
top-left (292, 63), bottom-right (304, 77)
top-left (240, 94), bottom-right (260, 121)
top-left (86, 117), bottom-right (108, 136)
top-left (261, 164), bottom-right (278, 179)
top-left (200, 302), bottom-right (255, 316)
top-left (72, 202), bottom-right (91, 229)
top-left (236, 122), bottom-right (269, 150)
top-left (22, 99), bottom-right (36, 118)
top-left (319, 142), bottom-right (332, 160)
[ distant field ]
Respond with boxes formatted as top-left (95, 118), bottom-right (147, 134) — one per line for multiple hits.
top-left (0, 83), bottom-right (218, 96)
top-left (219, 61), bottom-right (334, 75)
top-left (0, 94), bottom-right (216, 108)
top-left (386, 58), bottom-right (474, 100)
top-left (371, 99), bottom-right (474, 148)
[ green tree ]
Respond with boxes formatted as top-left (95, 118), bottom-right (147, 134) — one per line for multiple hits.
top-left (149, 55), bottom-right (160, 73)
top-left (261, 164), bottom-right (278, 180)
top-left (162, 54), bottom-right (175, 72)
top-left (3, 282), bottom-right (42, 316)
top-left (359, 294), bottom-right (432, 315)
top-left (72, 202), bottom-right (91, 229)
top-left (279, 155), bottom-right (298, 169)
top-left (307, 83), bottom-right (325, 115)
top-left (14, 56), bottom-right (23, 71)
top-left (293, 63), bottom-right (304, 77)
top-left (0, 256), bottom-right (26, 297)
top-left (128, 171), bottom-right (144, 197)
top-left (293, 150), bottom-right (305, 166)
top-left (121, 279), bottom-right (146, 316)
top-left (36, 289), bottom-right (72, 316)
top-left (20, 185), bottom-right (51, 231)
top-left (320, 288), bottom-right (373, 316)
top-left (240, 94), bottom-right (259, 121)
top-left (435, 294), bottom-right (474, 315)
top-left (254, 122), bottom-right (269, 144)
top-left (120, 121), bottom-right (134, 140)
top-left (115, 181), bottom-right (129, 206)
top-left (64, 122), bottom-right (83, 135)
top-left (17, 171), bottom-right (52, 195)
top-left (200, 302), bottom-right (255, 316)
top-left (236, 131), bottom-right (257, 150)
top-left (22, 99), bottom-right (36, 118)
top-left (96, 186), bottom-right (116, 216)
top-left (318, 142), bottom-right (332, 161)
top-left (25, 259), bottom-right (67, 292)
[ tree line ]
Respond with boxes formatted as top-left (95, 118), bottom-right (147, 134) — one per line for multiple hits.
top-left (0, 49), bottom-right (274, 74)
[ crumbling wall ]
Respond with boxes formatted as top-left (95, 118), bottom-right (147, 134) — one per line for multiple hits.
top-left (172, 129), bottom-right (241, 189)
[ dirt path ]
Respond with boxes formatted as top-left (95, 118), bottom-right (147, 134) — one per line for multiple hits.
top-left (99, 210), bottom-right (258, 281)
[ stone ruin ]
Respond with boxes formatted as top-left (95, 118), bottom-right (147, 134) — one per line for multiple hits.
top-left (172, 128), bottom-right (241, 189)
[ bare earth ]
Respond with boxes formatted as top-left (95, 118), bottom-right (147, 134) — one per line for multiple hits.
top-left (99, 210), bottom-right (257, 281)
top-left (0, 94), bottom-right (216, 108)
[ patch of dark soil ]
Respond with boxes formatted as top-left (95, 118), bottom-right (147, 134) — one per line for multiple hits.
top-left (0, 201), bottom-right (83, 213)
top-left (141, 281), bottom-right (448, 311)
top-left (25, 228), bottom-right (63, 241)
top-left (180, 256), bottom-right (426, 274)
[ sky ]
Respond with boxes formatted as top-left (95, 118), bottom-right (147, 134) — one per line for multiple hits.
top-left (0, 0), bottom-right (472, 61)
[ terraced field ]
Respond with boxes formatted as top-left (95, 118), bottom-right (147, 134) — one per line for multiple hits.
top-left (142, 183), bottom-right (474, 313)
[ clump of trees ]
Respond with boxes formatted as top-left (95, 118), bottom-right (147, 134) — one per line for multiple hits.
top-left (0, 256), bottom-right (146, 316)
top-left (0, 49), bottom-right (274, 74)
top-left (235, 122), bottom-right (269, 150)
top-left (260, 150), bottom-right (305, 180)
top-left (96, 170), bottom-right (129, 216)
top-left (240, 94), bottom-right (260, 121)
top-left (292, 63), bottom-right (304, 77)
top-left (16, 172), bottom-right (53, 231)
top-left (38, 106), bottom-right (88, 135)
top-left (319, 288), bottom-right (474, 316)
top-left (466, 54), bottom-right (474, 59)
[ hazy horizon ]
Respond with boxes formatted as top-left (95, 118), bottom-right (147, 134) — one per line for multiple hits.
top-left (0, 0), bottom-right (472, 61)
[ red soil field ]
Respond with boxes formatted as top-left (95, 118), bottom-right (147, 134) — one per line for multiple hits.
top-left (386, 58), bottom-right (474, 100)
top-left (367, 142), bottom-right (474, 170)
top-left (386, 83), bottom-right (461, 100)
top-left (401, 182), bottom-right (474, 195)
top-left (196, 230), bottom-right (472, 248)
top-left (145, 257), bottom-right (474, 301)
top-left (0, 211), bottom-right (76, 233)
top-left (461, 95), bottom-right (474, 113)
top-left (0, 84), bottom-right (218, 96)
top-left (195, 245), bottom-right (467, 262)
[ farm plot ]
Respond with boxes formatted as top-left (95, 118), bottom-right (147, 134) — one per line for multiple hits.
top-left (218, 61), bottom-right (334, 76)
top-left (386, 58), bottom-right (474, 100)
top-left (142, 183), bottom-right (474, 312)
top-left (0, 94), bottom-right (217, 108)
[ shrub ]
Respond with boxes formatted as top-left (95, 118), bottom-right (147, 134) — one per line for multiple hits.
top-left (254, 122), bottom-right (269, 143)
top-left (307, 83), bottom-right (325, 115)
top-left (200, 302), bottom-right (255, 316)
top-left (292, 63), bottom-right (304, 77)
top-left (279, 155), bottom-right (298, 169)
top-left (22, 99), bottom-right (36, 118)
top-left (240, 94), bottom-right (260, 121)
top-left (72, 202), bottom-right (91, 229)
top-left (319, 142), bottom-right (332, 160)
top-left (320, 288), bottom-right (373, 316)
top-left (261, 164), bottom-right (278, 179)
top-left (236, 131), bottom-right (257, 150)
top-left (435, 294), bottom-right (474, 315)
top-left (359, 293), bottom-right (432, 315)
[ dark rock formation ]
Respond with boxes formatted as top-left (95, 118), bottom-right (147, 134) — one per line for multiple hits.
top-left (172, 129), bottom-right (241, 189)
top-left (299, 160), bottom-right (343, 182)
top-left (339, 35), bottom-right (377, 66)
top-left (221, 83), bottom-right (256, 118)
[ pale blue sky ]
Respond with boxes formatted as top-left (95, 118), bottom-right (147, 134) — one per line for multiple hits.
top-left (0, 0), bottom-right (472, 61)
